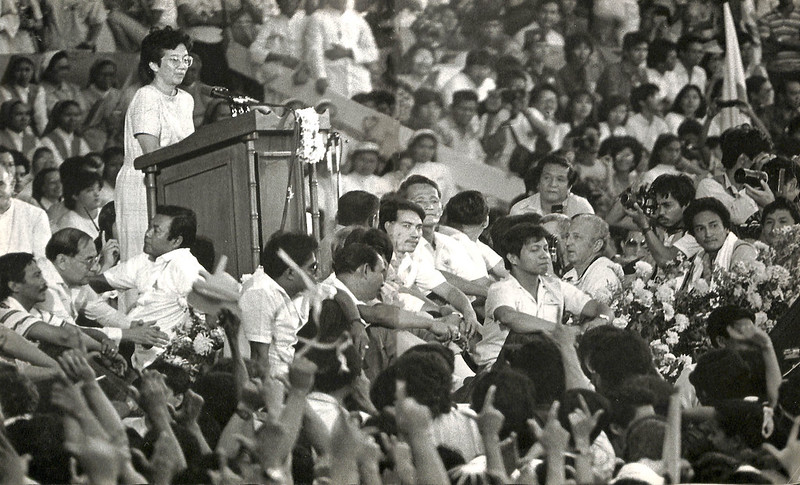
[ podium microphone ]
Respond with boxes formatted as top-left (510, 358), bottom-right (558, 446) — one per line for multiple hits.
top-left (200, 85), bottom-right (260, 105)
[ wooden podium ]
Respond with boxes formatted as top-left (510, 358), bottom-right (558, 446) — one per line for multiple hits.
top-left (134, 109), bottom-right (329, 278)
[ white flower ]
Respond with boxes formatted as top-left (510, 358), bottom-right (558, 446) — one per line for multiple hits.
top-left (662, 302), bottom-right (675, 321)
top-left (631, 278), bottom-right (647, 295)
top-left (193, 334), bottom-right (215, 355)
top-left (662, 353), bottom-right (677, 365)
top-left (655, 284), bottom-right (674, 304)
top-left (674, 314), bottom-right (690, 332)
top-left (746, 290), bottom-right (763, 309)
top-left (650, 341), bottom-right (669, 355)
top-left (634, 261), bottom-right (654, 279)
top-left (612, 316), bottom-right (629, 328)
top-left (754, 311), bottom-right (768, 327)
top-left (665, 330), bottom-right (679, 346)
top-left (694, 279), bottom-right (710, 294)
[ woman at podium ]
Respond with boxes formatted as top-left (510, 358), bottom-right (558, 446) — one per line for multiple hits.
top-left (116, 27), bottom-right (195, 261)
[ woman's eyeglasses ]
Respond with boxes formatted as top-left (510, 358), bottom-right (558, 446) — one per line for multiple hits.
top-left (164, 55), bottom-right (193, 68)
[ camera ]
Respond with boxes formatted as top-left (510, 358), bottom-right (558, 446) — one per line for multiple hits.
top-left (619, 186), bottom-right (657, 216)
top-left (734, 168), bottom-right (768, 186)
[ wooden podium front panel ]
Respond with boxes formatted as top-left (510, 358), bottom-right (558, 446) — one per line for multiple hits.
top-left (253, 133), bottom-right (306, 244)
top-left (157, 142), bottom-right (252, 276)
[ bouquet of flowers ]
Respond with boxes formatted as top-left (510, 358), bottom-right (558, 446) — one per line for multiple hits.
top-left (157, 308), bottom-right (226, 379)
top-left (611, 252), bottom-right (800, 381)
top-left (764, 224), bottom-right (800, 278)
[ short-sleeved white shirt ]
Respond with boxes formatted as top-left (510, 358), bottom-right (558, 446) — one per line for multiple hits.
top-left (474, 275), bottom-right (591, 367)
top-left (562, 256), bottom-right (622, 305)
top-left (103, 248), bottom-right (202, 369)
top-left (0, 198), bottom-right (51, 258)
top-left (393, 244), bottom-right (448, 294)
top-left (239, 267), bottom-right (304, 377)
top-left (509, 192), bottom-right (595, 217)
top-left (435, 230), bottom-right (502, 281)
top-left (695, 175), bottom-right (759, 226)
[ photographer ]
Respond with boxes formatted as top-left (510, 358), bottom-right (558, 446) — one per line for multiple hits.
top-left (696, 124), bottom-right (774, 225)
top-left (623, 174), bottom-right (701, 267)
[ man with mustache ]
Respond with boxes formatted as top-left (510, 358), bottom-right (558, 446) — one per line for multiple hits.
top-left (624, 173), bottom-right (701, 268)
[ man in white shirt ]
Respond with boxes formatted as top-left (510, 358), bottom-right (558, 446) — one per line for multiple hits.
top-left (379, 197), bottom-right (481, 339)
top-left (562, 215), bottom-right (623, 304)
top-left (304, 0), bottom-right (378, 98)
top-left (239, 232), bottom-right (317, 377)
top-left (0, 163), bottom-right (50, 258)
top-left (441, 190), bottom-right (509, 283)
top-left (436, 90), bottom-right (487, 164)
top-left (439, 49), bottom-right (497, 105)
top-left (248, 0), bottom-right (307, 88)
top-left (625, 83), bottom-right (670, 151)
top-left (398, 175), bottom-right (491, 300)
top-left (510, 154), bottom-right (594, 217)
top-left (668, 34), bottom-right (707, 102)
top-left (695, 124), bottom-right (774, 226)
top-left (90, 205), bottom-right (204, 370)
top-left (474, 223), bottom-right (613, 368)
top-left (38, 228), bottom-right (169, 350)
top-left (645, 38), bottom-right (679, 107)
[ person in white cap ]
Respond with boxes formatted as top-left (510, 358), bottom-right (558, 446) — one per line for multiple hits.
top-left (340, 141), bottom-right (392, 198)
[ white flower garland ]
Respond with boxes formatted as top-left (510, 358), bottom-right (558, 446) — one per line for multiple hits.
top-left (295, 108), bottom-right (327, 166)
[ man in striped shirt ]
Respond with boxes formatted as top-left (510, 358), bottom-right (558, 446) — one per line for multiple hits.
top-left (759, 0), bottom-right (800, 82)
top-left (0, 252), bottom-right (111, 355)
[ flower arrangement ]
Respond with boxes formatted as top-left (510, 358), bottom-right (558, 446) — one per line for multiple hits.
top-left (764, 224), bottom-right (800, 277)
top-left (611, 252), bottom-right (800, 381)
top-left (157, 308), bottom-right (226, 379)
top-left (295, 107), bottom-right (327, 166)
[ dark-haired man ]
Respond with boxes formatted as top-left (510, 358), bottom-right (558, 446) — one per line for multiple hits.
top-left (379, 197), bottom-right (480, 339)
top-left (0, 252), bottom-right (115, 358)
top-left (436, 89), bottom-right (486, 163)
top-left (761, 197), bottom-right (800, 246)
top-left (510, 154), bottom-right (594, 217)
top-left (696, 124), bottom-right (774, 225)
top-left (38, 228), bottom-right (169, 349)
top-left (624, 174), bottom-right (701, 267)
top-left (90, 205), bottom-right (204, 370)
top-left (681, 198), bottom-right (757, 289)
top-left (240, 231), bottom-right (317, 376)
top-left (475, 223), bottom-right (613, 368)
top-left (597, 31), bottom-right (650, 102)
top-left (440, 49), bottom-right (497, 105)
top-left (318, 190), bottom-right (380, 279)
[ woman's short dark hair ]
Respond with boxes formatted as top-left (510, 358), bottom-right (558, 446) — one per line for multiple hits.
top-left (62, 169), bottom-right (102, 210)
top-left (40, 51), bottom-right (68, 84)
top-left (42, 100), bottom-right (80, 136)
top-left (648, 133), bottom-right (680, 169)
top-left (597, 95), bottom-right (629, 123)
top-left (598, 136), bottom-right (644, 170)
top-left (87, 58), bottom-right (117, 88)
top-left (32, 167), bottom-right (59, 201)
top-left (564, 33), bottom-right (594, 64)
top-left (0, 55), bottom-right (36, 86)
top-left (138, 27), bottom-right (193, 82)
top-left (630, 83), bottom-right (659, 113)
top-left (683, 197), bottom-right (732, 236)
top-left (0, 99), bottom-right (25, 129)
top-left (523, 154), bottom-right (578, 193)
top-left (669, 84), bottom-right (707, 118)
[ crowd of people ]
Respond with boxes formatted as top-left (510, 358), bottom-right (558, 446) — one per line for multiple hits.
top-left (2, 0), bottom-right (800, 484)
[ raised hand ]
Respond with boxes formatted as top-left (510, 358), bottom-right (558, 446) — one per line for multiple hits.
top-left (530, 401), bottom-right (570, 456)
top-left (58, 350), bottom-right (96, 383)
top-left (288, 357), bottom-right (317, 394)
top-left (172, 389), bottom-right (204, 427)
top-left (395, 381), bottom-right (433, 437)
top-left (136, 370), bottom-right (170, 417)
top-left (567, 394), bottom-right (603, 450)
top-left (476, 385), bottom-right (505, 439)
top-left (764, 418), bottom-right (800, 482)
